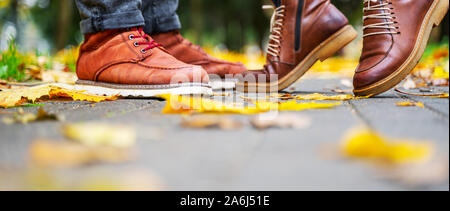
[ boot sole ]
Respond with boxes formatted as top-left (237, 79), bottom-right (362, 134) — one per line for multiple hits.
top-left (74, 80), bottom-right (212, 97)
top-left (354, 0), bottom-right (449, 96)
top-left (236, 25), bottom-right (358, 93)
top-left (209, 78), bottom-right (238, 90)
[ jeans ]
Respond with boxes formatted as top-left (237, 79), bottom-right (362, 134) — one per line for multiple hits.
top-left (75, 0), bottom-right (182, 35)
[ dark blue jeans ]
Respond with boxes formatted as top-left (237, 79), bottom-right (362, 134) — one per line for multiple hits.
top-left (75, 0), bottom-right (181, 35)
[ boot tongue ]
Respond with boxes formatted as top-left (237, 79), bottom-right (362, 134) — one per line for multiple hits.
top-left (82, 29), bottom-right (127, 49)
top-left (357, 0), bottom-right (394, 72)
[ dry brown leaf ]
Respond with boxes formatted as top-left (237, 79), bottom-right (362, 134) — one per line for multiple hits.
top-left (181, 115), bottom-right (243, 130)
top-left (63, 123), bottom-right (136, 148)
top-left (396, 101), bottom-right (425, 108)
top-left (30, 139), bottom-right (134, 168)
top-left (250, 113), bottom-right (311, 130)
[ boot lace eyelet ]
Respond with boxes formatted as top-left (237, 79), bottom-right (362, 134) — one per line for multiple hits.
top-left (134, 42), bottom-right (139, 47)
top-left (141, 49), bottom-right (147, 54)
top-left (129, 34), bottom-right (135, 40)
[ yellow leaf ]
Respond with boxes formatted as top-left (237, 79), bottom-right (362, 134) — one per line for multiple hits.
top-left (341, 126), bottom-right (432, 165)
top-left (49, 87), bottom-right (118, 103)
top-left (160, 94), bottom-right (263, 114)
top-left (0, 85), bottom-right (52, 108)
top-left (2, 108), bottom-right (59, 124)
top-left (0, 85), bottom-right (118, 108)
top-left (432, 66), bottom-right (449, 80)
top-left (255, 100), bottom-right (342, 111)
top-left (63, 123), bottom-right (136, 148)
top-left (30, 139), bottom-right (133, 168)
top-left (396, 101), bottom-right (425, 108)
top-left (432, 93), bottom-right (449, 99)
top-left (159, 94), bottom-right (341, 114)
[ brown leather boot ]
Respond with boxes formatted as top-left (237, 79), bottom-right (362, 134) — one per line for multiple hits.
top-left (236, 0), bottom-right (357, 92)
top-left (76, 28), bottom-right (211, 97)
top-left (151, 30), bottom-right (248, 78)
top-left (353, 0), bottom-right (449, 96)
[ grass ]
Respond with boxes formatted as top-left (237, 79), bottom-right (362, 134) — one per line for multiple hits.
top-left (0, 39), bottom-right (26, 81)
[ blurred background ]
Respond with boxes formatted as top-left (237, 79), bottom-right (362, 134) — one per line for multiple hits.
top-left (1, 0), bottom-right (448, 53)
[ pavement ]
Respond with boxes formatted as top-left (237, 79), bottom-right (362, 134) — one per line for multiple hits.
top-left (0, 78), bottom-right (448, 191)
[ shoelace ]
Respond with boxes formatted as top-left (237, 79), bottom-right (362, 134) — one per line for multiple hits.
top-left (129, 28), bottom-right (162, 53)
top-left (264, 4), bottom-right (286, 57)
top-left (363, 0), bottom-right (399, 38)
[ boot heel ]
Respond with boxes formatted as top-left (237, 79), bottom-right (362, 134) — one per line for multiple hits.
top-left (433, 0), bottom-right (449, 27)
top-left (317, 25), bottom-right (358, 62)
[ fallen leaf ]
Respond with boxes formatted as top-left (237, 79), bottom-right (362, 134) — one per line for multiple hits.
top-left (431, 78), bottom-right (449, 87)
top-left (432, 93), bottom-right (449, 99)
top-left (250, 113), bottom-right (311, 130)
top-left (402, 78), bottom-right (417, 90)
top-left (212, 92), bottom-right (231, 97)
top-left (432, 66), bottom-right (449, 80)
top-left (396, 101), bottom-right (425, 108)
top-left (256, 100), bottom-right (342, 112)
top-left (63, 123), bottom-right (136, 148)
top-left (2, 108), bottom-right (60, 124)
top-left (341, 126), bottom-right (433, 165)
top-left (380, 158), bottom-right (449, 187)
top-left (160, 94), bottom-right (264, 114)
top-left (181, 115), bottom-right (243, 130)
top-left (30, 140), bottom-right (133, 168)
top-left (41, 71), bottom-right (77, 84)
top-left (159, 94), bottom-right (342, 114)
top-left (0, 85), bottom-right (118, 108)
top-left (0, 167), bottom-right (163, 191)
top-left (0, 85), bottom-right (52, 108)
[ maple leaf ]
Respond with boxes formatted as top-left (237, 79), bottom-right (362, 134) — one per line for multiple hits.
top-left (0, 85), bottom-right (52, 108)
top-left (0, 85), bottom-right (118, 108)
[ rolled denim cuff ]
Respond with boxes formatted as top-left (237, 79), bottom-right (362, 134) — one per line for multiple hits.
top-left (144, 13), bottom-right (182, 34)
top-left (80, 10), bottom-right (145, 34)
